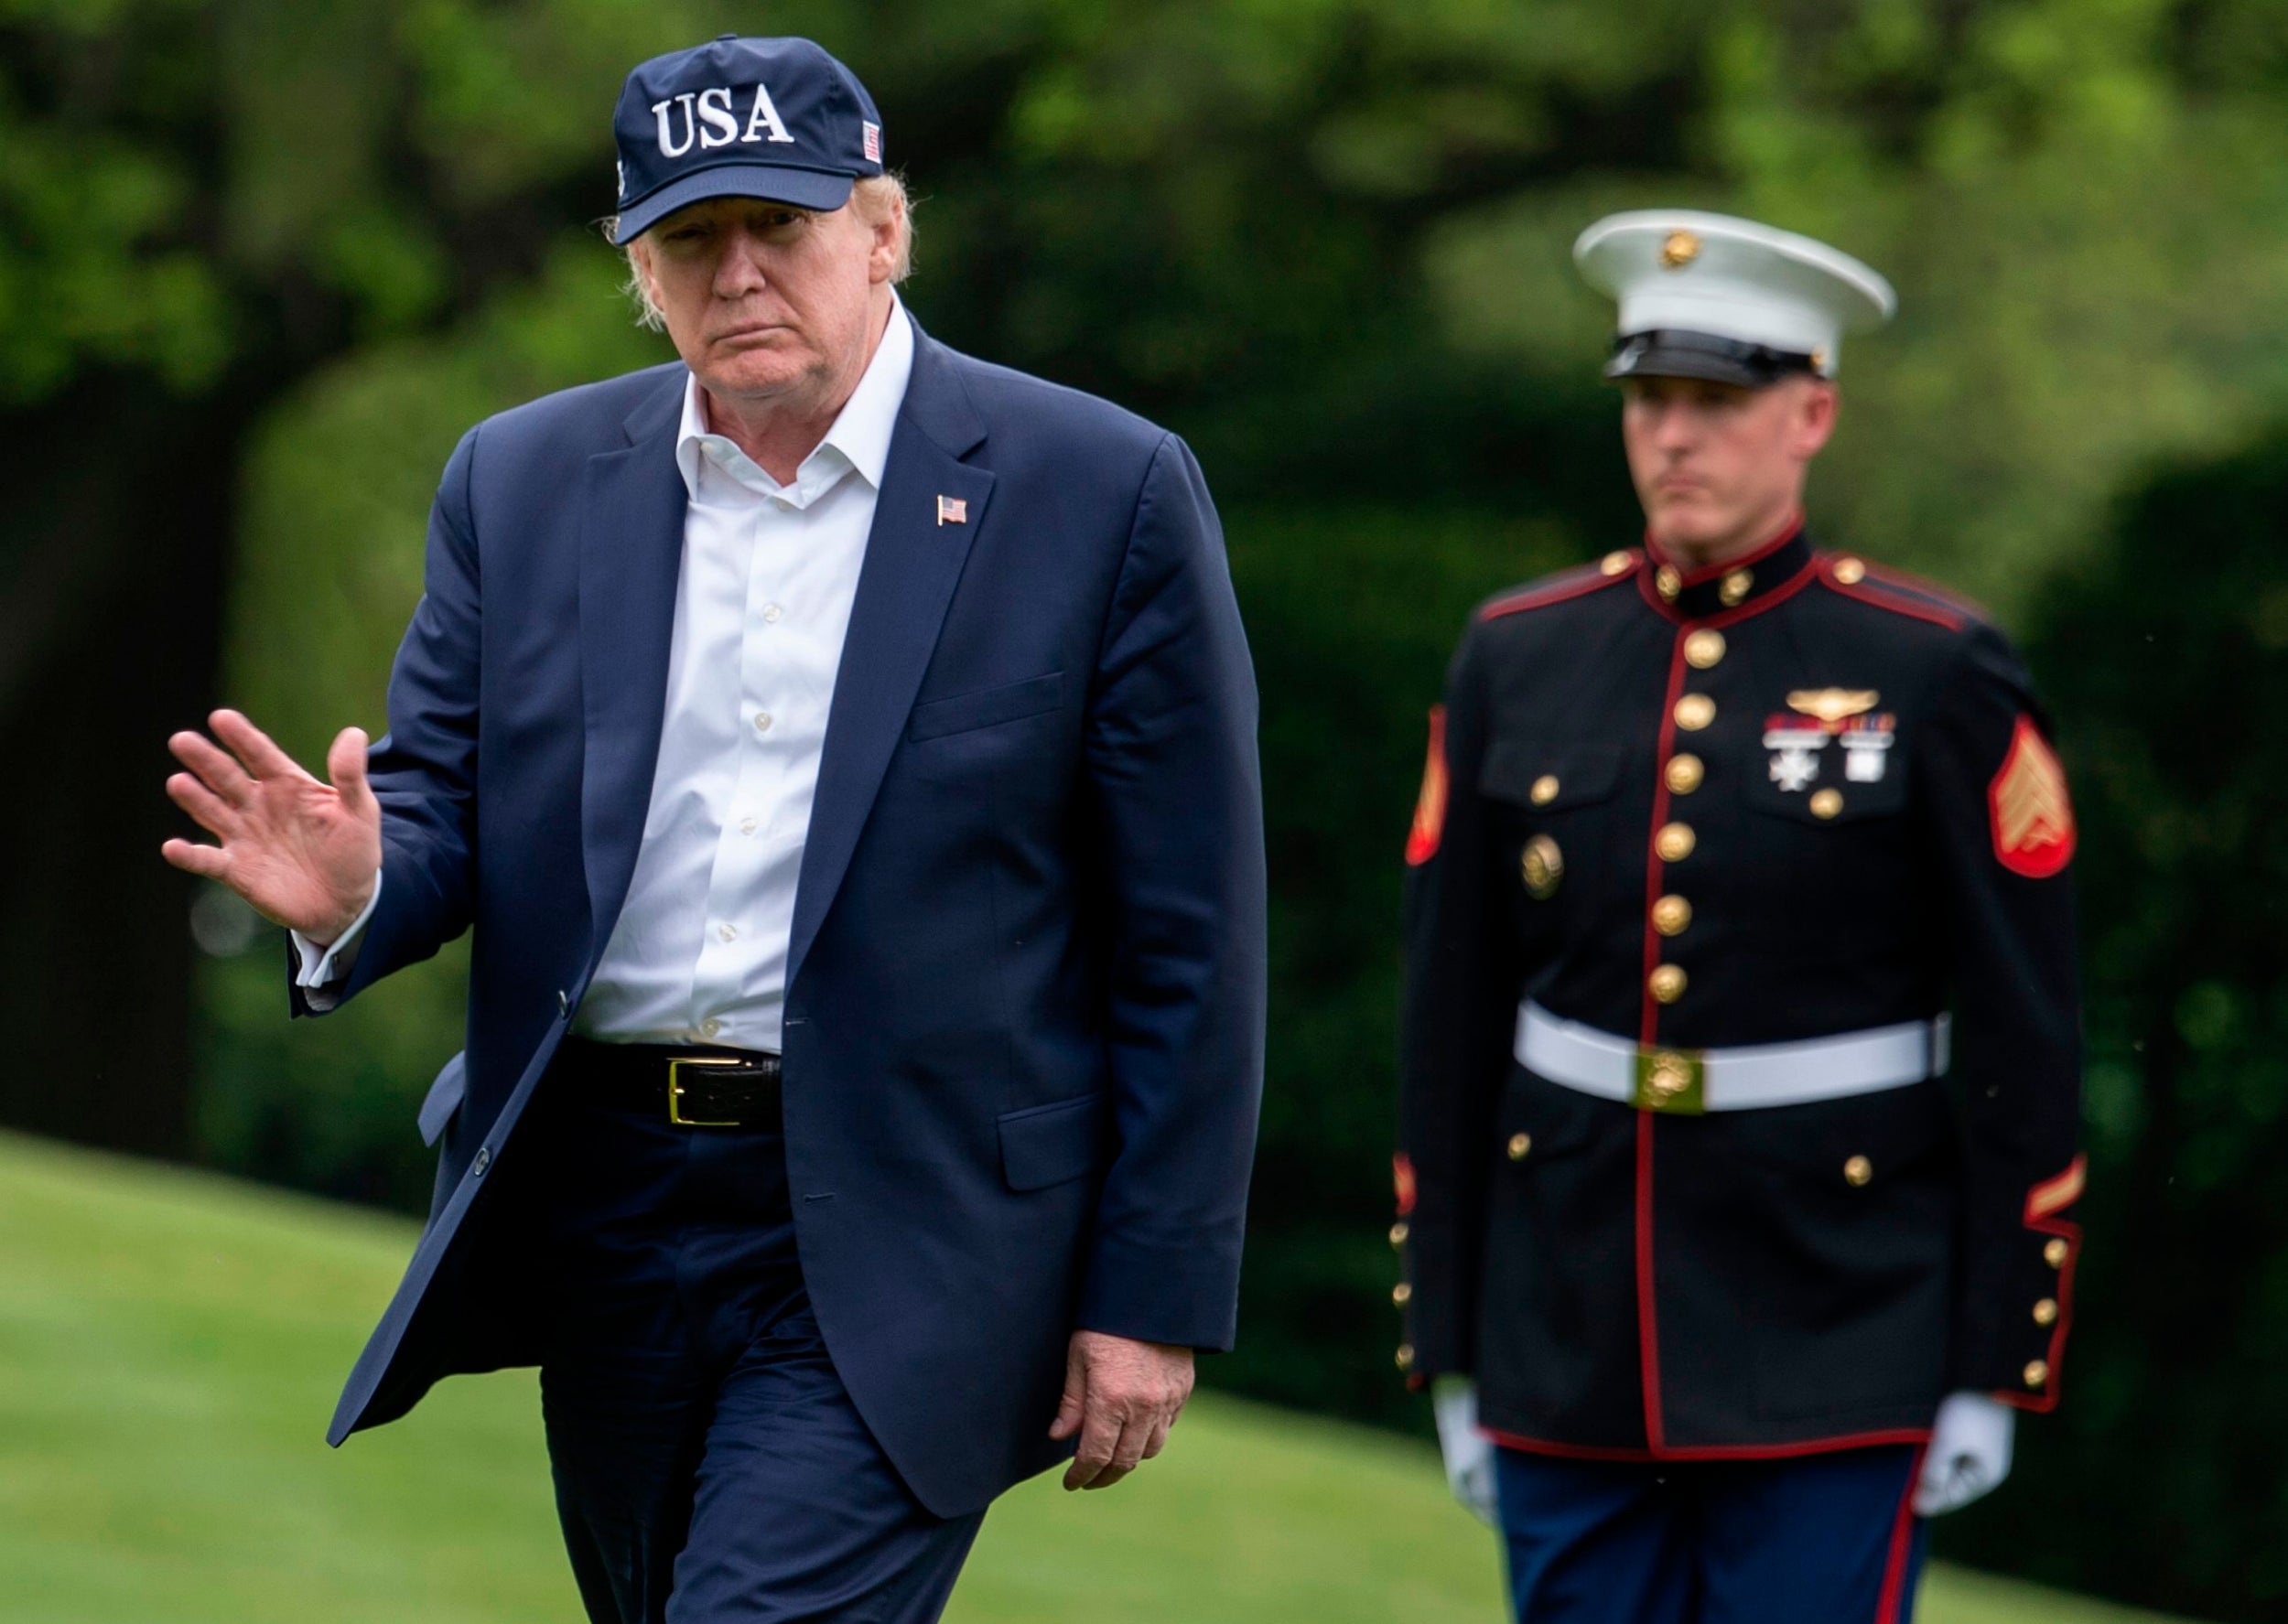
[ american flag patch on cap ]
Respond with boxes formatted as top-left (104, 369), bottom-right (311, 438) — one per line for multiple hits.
top-left (862, 122), bottom-right (882, 162)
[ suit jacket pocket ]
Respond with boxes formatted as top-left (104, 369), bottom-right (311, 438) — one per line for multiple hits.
top-left (418, 1051), bottom-right (467, 1148)
top-left (998, 1092), bottom-right (1108, 1191)
top-left (909, 671), bottom-right (1064, 742)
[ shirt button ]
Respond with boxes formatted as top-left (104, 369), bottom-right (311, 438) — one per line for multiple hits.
top-left (754, 711), bottom-right (773, 734)
top-left (718, 923), bottom-right (739, 942)
top-left (739, 816), bottom-right (759, 836)
top-left (762, 604), bottom-right (782, 624)
top-left (700, 1018), bottom-right (723, 1038)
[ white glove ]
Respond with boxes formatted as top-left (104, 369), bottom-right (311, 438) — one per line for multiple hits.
top-left (1432, 1375), bottom-right (1498, 1526)
top-left (1913, 1391), bottom-right (2015, 1516)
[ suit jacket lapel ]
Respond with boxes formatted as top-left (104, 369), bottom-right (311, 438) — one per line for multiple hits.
top-left (577, 371), bottom-right (688, 973)
top-left (787, 327), bottom-right (993, 987)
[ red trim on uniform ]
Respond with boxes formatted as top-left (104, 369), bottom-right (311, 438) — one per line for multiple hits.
top-left (1481, 1425), bottom-right (1934, 1465)
top-left (1858, 557), bottom-right (1992, 622)
top-left (1641, 511), bottom-right (1804, 587)
top-left (1480, 560), bottom-right (1634, 622)
top-left (1405, 706), bottom-right (1449, 866)
top-left (1819, 556), bottom-right (1969, 630)
top-left (2027, 1153), bottom-right (2088, 1221)
top-left (1998, 1156), bottom-right (2086, 1414)
top-left (1873, 1443), bottom-right (1929, 1624)
top-left (1392, 1153), bottom-right (1418, 1217)
top-left (1620, 550), bottom-right (1825, 1454)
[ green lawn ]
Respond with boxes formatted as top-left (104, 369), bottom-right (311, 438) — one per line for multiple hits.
top-left (0, 1131), bottom-right (2188, 1623)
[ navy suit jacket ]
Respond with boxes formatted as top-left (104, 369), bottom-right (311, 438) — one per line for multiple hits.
top-left (305, 312), bottom-right (1267, 1517)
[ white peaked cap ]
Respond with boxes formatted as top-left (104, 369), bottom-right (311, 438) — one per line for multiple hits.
top-left (1573, 210), bottom-right (1895, 382)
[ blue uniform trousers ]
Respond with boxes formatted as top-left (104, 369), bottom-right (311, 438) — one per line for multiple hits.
top-left (533, 1081), bottom-right (984, 1624)
top-left (1495, 1444), bottom-right (1928, 1624)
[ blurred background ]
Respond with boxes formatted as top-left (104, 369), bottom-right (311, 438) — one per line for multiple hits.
top-left (6, 0), bottom-right (2288, 1619)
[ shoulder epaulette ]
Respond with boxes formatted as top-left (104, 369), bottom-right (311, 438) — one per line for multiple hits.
top-left (1479, 549), bottom-right (1642, 622)
top-left (1815, 552), bottom-right (1989, 632)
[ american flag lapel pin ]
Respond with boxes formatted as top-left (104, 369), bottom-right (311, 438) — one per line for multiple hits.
top-left (936, 495), bottom-right (968, 526)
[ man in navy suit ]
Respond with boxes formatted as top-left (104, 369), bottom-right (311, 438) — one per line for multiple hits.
top-left (161, 35), bottom-right (1265, 1623)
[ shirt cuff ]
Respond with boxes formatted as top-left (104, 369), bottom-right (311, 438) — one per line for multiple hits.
top-left (291, 872), bottom-right (383, 989)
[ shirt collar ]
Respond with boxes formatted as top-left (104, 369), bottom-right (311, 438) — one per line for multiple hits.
top-left (675, 292), bottom-right (914, 506)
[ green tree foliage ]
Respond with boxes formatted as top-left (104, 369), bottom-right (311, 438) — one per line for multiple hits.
top-left (1954, 432), bottom-right (2288, 1619)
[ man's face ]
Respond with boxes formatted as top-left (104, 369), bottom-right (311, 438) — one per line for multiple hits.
top-left (631, 194), bottom-right (896, 410)
top-left (1620, 373), bottom-right (1836, 552)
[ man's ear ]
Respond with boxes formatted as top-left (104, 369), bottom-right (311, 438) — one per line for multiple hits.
top-left (1794, 378), bottom-right (1840, 458)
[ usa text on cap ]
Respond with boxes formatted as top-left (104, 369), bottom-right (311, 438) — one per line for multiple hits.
top-left (1573, 210), bottom-right (1895, 387)
top-left (610, 36), bottom-right (885, 246)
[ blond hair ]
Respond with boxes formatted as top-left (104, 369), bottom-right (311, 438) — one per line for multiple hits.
top-left (615, 173), bottom-right (914, 332)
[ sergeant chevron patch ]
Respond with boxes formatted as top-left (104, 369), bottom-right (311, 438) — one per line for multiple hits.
top-left (1406, 706), bottom-right (1449, 866)
top-left (1989, 715), bottom-right (2075, 877)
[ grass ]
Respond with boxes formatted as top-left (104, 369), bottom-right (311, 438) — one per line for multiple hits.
top-left (0, 1131), bottom-right (2194, 1623)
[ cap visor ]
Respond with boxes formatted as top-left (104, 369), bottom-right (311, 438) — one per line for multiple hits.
top-left (612, 165), bottom-right (857, 244)
top-left (1604, 344), bottom-right (1772, 389)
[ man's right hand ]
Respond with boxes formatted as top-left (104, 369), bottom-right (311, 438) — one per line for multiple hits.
top-left (162, 709), bottom-right (383, 941)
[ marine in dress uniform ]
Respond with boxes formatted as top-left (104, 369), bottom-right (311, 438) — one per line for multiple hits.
top-left (1394, 212), bottom-right (2084, 1621)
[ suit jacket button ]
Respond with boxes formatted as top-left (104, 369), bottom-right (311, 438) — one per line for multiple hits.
top-left (1395, 1343), bottom-right (1416, 1371)
top-left (2045, 1238), bottom-right (2069, 1268)
top-left (1388, 1221), bottom-right (1409, 1249)
top-left (1843, 1155), bottom-right (1872, 1187)
top-left (471, 1147), bottom-right (491, 1178)
top-left (2033, 1297), bottom-right (2059, 1326)
top-left (2023, 1359), bottom-right (2050, 1389)
top-left (1392, 1282), bottom-right (1413, 1307)
top-left (1506, 1133), bottom-right (1533, 1161)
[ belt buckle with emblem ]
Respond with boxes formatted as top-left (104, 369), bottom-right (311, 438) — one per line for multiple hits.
top-left (1634, 1046), bottom-right (1706, 1114)
top-left (668, 1055), bottom-right (747, 1127)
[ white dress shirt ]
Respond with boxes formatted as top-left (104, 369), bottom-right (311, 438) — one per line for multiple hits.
top-left (297, 297), bottom-right (913, 1056)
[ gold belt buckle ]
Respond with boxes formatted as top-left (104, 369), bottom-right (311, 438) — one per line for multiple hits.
top-left (1633, 1047), bottom-right (1707, 1115)
top-left (667, 1056), bottom-right (746, 1127)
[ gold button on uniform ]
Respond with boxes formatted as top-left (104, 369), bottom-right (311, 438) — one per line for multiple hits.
top-left (1392, 1282), bottom-right (1413, 1307)
top-left (1684, 629), bottom-right (1726, 668)
top-left (1656, 822), bottom-right (1696, 862)
top-left (1720, 569), bottom-right (1753, 607)
top-left (1396, 1344), bottom-right (1417, 1371)
top-left (1388, 1221), bottom-right (1409, 1249)
top-left (1648, 964), bottom-right (1687, 1003)
top-left (2023, 1359), bottom-right (2049, 1389)
top-left (1843, 1156), bottom-right (1873, 1187)
top-left (1656, 565), bottom-right (1682, 601)
top-left (1809, 788), bottom-right (1843, 819)
top-left (1666, 754), bottom-right (1704, 794)
top-left (1530, 774), bottom-right (1560, 805)
top-left (1506, 1133), bottom-right (1532, 1161)
top-left (1651, 895), bottom-right (1692, 936)
top-left (2034, 1297), bottom-right (2059, 1327)
top-left (1601, 550), bottom-right (1635, 576)
top-left (1521, 835), bottom-right (1565, 899)
top-left (1674, 694), bottom-right (1715, 731)
top-left (2044, 1238), bottom-right (2069, 1268)
top-left (1833, 556), bottom-right (1867, 585)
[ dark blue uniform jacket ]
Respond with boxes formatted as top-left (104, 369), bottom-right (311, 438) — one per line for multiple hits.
top-left (1397, 525), bottom-right (2082, 1459)
top-left (300, 313), bottom-right (1268, 1518)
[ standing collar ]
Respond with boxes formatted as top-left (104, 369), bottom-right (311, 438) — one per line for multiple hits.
top-left (1640, 515), bottom-right (1814, 620)
top-left (674, 292), bottom-right (915, 502)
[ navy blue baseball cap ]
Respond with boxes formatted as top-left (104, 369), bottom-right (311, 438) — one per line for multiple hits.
top-left (609, 36), bottom-right (885, 245)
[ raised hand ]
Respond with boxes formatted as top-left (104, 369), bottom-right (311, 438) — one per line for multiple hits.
top-left (1048, 1329), bottom-right (1194, 1491)
top-left (162, 709), bottom-right (382, 941)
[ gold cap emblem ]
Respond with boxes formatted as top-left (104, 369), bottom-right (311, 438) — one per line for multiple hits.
top-left (1660, 229), bottom-right (1700, 269)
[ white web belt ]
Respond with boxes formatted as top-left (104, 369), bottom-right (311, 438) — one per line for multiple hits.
top-left (1515, 1002), bottom-right (1950, 1115)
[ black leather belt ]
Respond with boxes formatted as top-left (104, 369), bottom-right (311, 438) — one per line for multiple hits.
top-left (556, 1038), bottom-right (782, 1129)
